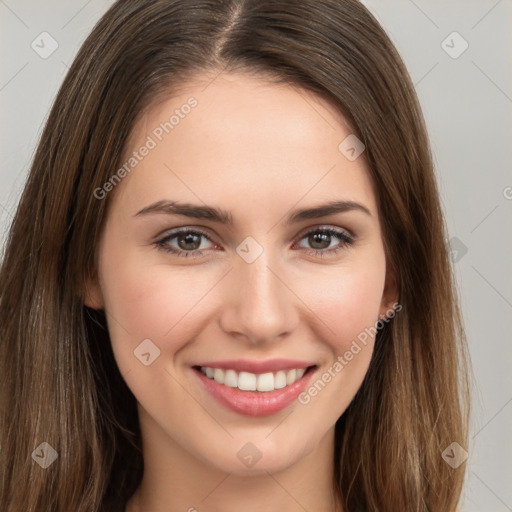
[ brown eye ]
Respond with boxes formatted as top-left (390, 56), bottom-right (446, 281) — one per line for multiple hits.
top-left (307, 231), bottom-right (332, 250)
top-left (156, 229), bottom-right (214, 258)
top-left (296, 227), bottom-right (354, 257)
top-left (176, 232), bottom-right (202, 251)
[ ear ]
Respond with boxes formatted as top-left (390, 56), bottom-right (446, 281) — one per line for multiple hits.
top-left (83, 269), bottom-right (104, 310)
top-left (379, 263), bottom-right (399, 320)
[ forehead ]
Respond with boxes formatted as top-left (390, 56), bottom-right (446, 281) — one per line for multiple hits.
top-left (114, 71), bottom-right (378, 221)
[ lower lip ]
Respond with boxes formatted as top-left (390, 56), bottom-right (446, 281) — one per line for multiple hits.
top-left (193, 367), bottom-right (316, 417)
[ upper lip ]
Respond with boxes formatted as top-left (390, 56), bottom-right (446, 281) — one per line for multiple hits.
top-left (193, 358), bottom-right (316, 374)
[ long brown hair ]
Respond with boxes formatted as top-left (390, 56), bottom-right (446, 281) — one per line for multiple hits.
top-left (0, 1), bottom-right (471, 510)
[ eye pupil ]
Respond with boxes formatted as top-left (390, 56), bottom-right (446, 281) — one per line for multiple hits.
top-left (309, 232), bottom-right (330, 249)
top-left (159, 227), bottom-right (350, 258)
top-left (178, 232), bottom-right (201, 250)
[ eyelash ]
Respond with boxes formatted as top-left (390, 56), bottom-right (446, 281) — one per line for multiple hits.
top-left (154, 227), bottom-right (354, 259)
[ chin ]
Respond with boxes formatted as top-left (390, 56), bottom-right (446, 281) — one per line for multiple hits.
top-left (194, 434), bottom-right (312, 476)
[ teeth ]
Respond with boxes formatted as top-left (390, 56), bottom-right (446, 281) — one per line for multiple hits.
top-left (286, 369), bottom-right (296, 385)
top-left (238, 371), bottom-right (257, 391)
top-left (274, 370), bottom-right (287, 389)
top-left (257, 372), bottom-right (274, 392)
top-left (224, 369), bottom-right (238, 388)
top-left (213, 368), bottom-right (224, 384)
top-left (199, 366), bottom-right (309, 392)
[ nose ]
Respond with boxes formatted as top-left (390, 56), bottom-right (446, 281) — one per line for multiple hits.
top-left (218, 249), bottom-right (299, 345)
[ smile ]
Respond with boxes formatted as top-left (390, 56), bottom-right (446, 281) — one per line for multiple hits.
top-left (199, 366), bottom-right (306, 392)
top-left (192, 361), bottom-right (317, 417)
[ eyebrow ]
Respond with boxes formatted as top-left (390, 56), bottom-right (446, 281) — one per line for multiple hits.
top-left (134, 199), bottom-right (371, 224)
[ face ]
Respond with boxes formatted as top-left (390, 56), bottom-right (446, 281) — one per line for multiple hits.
top-left (86, 71), bottom-right (397, 475)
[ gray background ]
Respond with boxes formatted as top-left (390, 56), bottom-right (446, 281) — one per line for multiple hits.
top-left (1, 1), bottom-right (511, 510)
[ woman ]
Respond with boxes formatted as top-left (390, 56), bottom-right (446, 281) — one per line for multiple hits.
top-left (0, 1), bottom-right (471, 511)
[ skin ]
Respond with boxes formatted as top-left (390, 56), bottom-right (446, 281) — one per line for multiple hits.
top-left (85, 70), bottom-right (397, 512)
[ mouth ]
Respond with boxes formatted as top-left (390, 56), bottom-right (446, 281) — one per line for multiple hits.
top-left (192, 362), bottom-right (317, 417)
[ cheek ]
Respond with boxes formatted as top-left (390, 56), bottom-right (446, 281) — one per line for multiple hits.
top-left (293, 258), bottom-right (386, 352)
top-left (97, 248), bottom-right (213, 374)
top-left (292, 262), bottom-right (386, 424)
top-left (101, 250), bottom-right (386, 351)
top-left (103, 265), bottom-right (190, 334)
